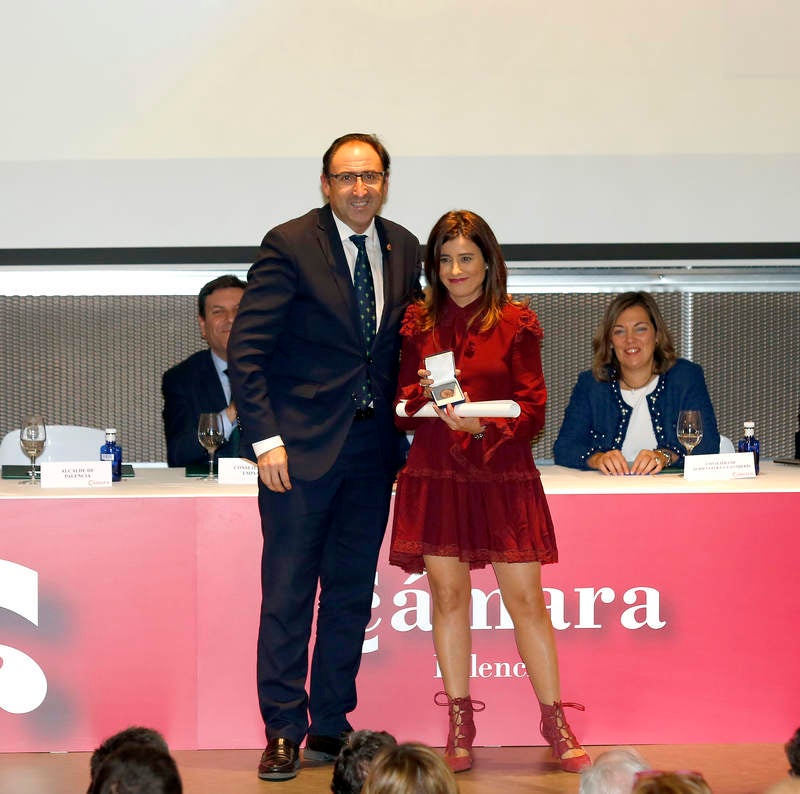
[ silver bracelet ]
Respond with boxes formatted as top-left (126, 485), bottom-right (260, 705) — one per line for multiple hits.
top-left (472, 432), bottom-right (485, 440)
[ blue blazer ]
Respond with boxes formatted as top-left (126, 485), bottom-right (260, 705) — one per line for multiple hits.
top-left (553, 358), bottom-right (720, 469)
top-left (227, 205), bottom-right (421, 481)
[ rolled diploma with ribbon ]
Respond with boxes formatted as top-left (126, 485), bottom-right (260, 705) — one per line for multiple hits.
top-left (396, 399), bottom-right (520, 418)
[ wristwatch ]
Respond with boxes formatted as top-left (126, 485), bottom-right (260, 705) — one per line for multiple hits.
top-left (654, 448), bottom-right (672, 466)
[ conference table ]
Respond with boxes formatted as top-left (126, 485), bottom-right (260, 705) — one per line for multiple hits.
top-left (1, 463), bottom-right (798, 752)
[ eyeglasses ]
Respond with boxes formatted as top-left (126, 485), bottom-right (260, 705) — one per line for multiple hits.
top-left (327, 171), bottom-right (385, 187)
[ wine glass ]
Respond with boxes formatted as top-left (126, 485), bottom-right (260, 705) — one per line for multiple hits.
top-left (677, 410), bottom-right (704, 456)
top-left (19, 415), bottom-right (47, 485)
top-left (197, 412), bottom-right (224, 480)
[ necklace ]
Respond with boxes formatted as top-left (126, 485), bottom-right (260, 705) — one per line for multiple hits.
top-left (620, 370), bottom-right (655, 391)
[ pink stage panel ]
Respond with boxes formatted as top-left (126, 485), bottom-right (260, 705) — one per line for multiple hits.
top-left (0, 498), bottom-right (199, 751)
top-left (1, 469), bottom-right (798, 752)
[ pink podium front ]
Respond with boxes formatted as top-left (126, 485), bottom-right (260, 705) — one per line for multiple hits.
top-left (1, 464), bottom-right (798, 752)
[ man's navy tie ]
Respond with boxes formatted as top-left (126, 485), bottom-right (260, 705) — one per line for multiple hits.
top-left (350, 234), bottom-right (377, 409)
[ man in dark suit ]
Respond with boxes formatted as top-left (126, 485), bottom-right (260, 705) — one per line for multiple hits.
top-left (161, 274), bottom-right (246, 466)
top-left (227, 133), bottom-right (420, 782)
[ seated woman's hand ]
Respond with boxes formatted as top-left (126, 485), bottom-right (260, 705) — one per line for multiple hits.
top-left (629, 448), bottom-right (668, 475)
top-left (587, 449), bottom-right (630, 475)
top-left (589, 448), bottom-right (668, 475)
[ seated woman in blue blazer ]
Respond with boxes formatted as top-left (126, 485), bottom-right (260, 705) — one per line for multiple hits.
top-left (554, 291), bottom-right (719, 474)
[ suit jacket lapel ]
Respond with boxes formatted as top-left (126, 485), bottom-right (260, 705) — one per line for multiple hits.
top-left (316, 205), bottom-right (363, 341)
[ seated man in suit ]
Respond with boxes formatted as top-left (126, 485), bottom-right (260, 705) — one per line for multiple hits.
top-left (162, 274), bottom-right (246, 467)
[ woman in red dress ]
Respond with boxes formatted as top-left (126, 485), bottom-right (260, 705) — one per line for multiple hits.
top-left (390, 210), bottom-right (590, 774)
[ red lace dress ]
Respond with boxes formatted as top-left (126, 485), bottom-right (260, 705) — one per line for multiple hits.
top-left (389, 297), bottom-right (558, 574)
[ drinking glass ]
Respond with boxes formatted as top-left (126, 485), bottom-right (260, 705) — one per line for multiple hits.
top-left (19, 415), bottom-right (47, 485)
top-left (197, 412), bottom-right (224, 480)
top-left (677, 410), bottom-right (703, 455)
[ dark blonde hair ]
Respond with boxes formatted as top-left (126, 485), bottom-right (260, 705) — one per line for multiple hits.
top-left (632, 770), bottom-right (712, 794)
top-left (592, 291), bottom-right (677, 382)
top-left (419, 210), bottom-right (508, 333)
top-left (362, 743), bottom-right (458, 794)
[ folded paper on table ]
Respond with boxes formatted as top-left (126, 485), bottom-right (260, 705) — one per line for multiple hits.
top-left (218, 457), bottom-right (258, 484)
top-left (1, 463), bottom-right (135, 480)
top-left (683, 452), bottom-right (757, 481)
top-left (41, 461), bottom-right (112, 488)
top-left (396, 399), bottom-right (520, 418)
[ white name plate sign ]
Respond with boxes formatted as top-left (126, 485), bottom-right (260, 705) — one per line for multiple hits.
top-left (40, 461), bottom-right (112, 488)
top-left (218, 457), bottom-right (258, 485)
top-left (683, 452), bottom-right (756, 481)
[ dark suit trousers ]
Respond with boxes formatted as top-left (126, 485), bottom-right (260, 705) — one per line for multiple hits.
top-left (256, 418), bottom-right (393, 744)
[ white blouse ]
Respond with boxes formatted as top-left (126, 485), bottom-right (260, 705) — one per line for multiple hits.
top-left (620, 375), bottom-right (659, 462)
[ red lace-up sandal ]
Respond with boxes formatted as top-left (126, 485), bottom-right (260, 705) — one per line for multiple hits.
top-left (434, 691), bottom-right (486, 772)
top-left (538, 700), bottom-right (592, 773)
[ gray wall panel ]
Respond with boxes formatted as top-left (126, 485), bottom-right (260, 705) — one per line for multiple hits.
top-left (2, 291), bottom-right (796, 463)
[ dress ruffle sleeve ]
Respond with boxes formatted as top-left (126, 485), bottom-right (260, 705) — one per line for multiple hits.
top-left (475, 306), bottom-right (547, 464)
top-left (394, 303), bottom-right (431, 430)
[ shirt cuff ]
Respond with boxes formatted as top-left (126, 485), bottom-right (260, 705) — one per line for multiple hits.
top-left (252, 436), bottom-right (284, 458)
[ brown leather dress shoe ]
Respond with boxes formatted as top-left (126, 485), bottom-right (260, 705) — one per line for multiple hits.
top-left (258, 737), bottom-right (300, 781)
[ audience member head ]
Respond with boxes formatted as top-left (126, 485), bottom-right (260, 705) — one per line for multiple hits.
top-left (90, 742), bottom-right (181, 794)
top-left (423, 209), bottom-right (508, 331)
top-left (331, 729), bottom-right (398, 794)
top-left (592, 291), bottom-right (677, 382)
top-left (764, 728), bottom-right (800, 793)
top-left (196, 274), bottom-right (246, 361)
top-left (631, 770), bottom-right (712, 794)
top-left (580, 747), bottom-right (651, 794)
top-left (362, 742), bottom-right (458, 794)
top-left (88, 726), bottom-right (169, 791)
top-left (787, 726), bottom-right (800, 776)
